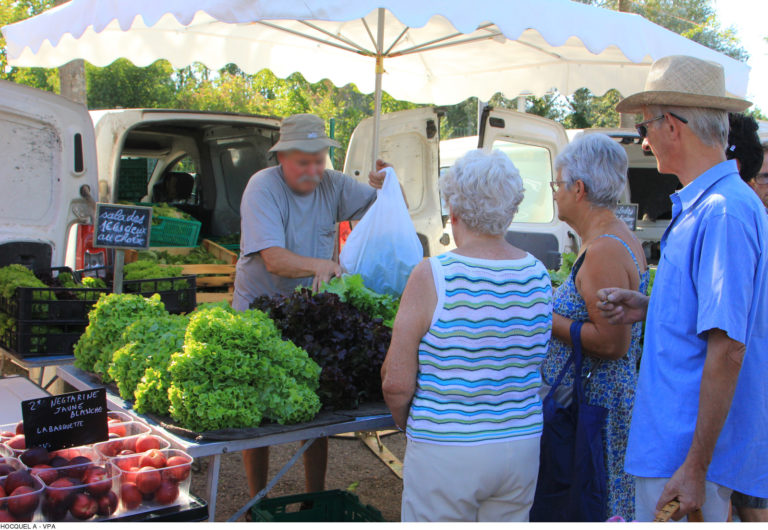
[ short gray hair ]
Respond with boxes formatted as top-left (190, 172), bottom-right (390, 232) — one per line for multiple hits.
top-left (555, 133), bottom-right (628, 210)
top-left (647, 105), bottom-right (729, 149)
top-left (440, 149), bottom-right (525, 236)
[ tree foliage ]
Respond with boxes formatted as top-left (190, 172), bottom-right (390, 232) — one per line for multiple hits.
top-left (0, 0), bottom-right (756, 144)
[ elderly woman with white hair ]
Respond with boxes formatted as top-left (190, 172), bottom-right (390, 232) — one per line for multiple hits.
top-left (538, 133), bottom-right (649, 521)
top-left (381, 149), bottom-right (553, 522)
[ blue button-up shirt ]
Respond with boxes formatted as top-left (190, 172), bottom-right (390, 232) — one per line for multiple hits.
top-left (625, 160), bottom-right (768, 497)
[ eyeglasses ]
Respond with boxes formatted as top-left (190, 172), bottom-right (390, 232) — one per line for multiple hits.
top-left (549, 180), bottom-right (566, 192)
top-left (635, 112), bottom-right (689, 139)
top-left (754, 173), bottom-right (768, 186)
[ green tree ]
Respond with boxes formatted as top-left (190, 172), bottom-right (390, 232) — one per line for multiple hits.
top-left (174, 66), bottom-right (418, 167)
top-left (86, 59), bottom-right (176, 109)
top-left (0, 0), bottom-right (57, 92)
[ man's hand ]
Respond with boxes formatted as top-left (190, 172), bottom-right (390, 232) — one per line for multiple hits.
top-left (656, 460), bottom-right (707, 521)
top-left (596, 288), bottom-right (649, 325)
top-left (311, 259), bottom-right (342, 292)
top-left (368, 159), bottom-right (392, 189)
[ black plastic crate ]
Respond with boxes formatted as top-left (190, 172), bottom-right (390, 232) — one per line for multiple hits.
top-left (0, 286), bottom-right (108, 322)
top-left (122, 275), bottom-right (197, 314)
top-left (1, 320), bottom-right (86, 358)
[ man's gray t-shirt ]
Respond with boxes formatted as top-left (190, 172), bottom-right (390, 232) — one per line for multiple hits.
top-left (232, 165), bottom-right (376, 310)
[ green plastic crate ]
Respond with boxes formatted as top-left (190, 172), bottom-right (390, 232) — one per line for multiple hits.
top-left (219, 243), bottom-right (240, 253)
top-left (149, 216), bottom-right (201, 247)
top-left (250, 490), bottom-right (384, 522)
top-left (117, 159), bottom-right (150, 202)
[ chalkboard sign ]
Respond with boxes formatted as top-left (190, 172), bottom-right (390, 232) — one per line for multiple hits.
top-left (616, 203), bottom-right (639, 231)
top-left (94, 203), bottom-right (152, 249)
top-left (21, 389), bottom-right (108, 451)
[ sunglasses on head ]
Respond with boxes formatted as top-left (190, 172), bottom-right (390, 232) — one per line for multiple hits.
top-left (635, 112), bottom-right (689, 139)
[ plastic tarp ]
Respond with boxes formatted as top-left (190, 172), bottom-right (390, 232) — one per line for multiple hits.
top-left (1, 0), bottom-right (750, 104)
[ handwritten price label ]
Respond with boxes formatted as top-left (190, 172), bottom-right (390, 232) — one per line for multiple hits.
top-left (21, 389), bottom-right (109, 451)
top-left (94, 203), bottom-right (152, 249)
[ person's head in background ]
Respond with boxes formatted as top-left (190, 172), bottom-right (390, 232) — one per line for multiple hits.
top-left (726, 113), bottom-right (767, 208)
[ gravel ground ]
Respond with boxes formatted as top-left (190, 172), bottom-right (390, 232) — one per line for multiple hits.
top-left (190, 432), bottom-right (406, 522)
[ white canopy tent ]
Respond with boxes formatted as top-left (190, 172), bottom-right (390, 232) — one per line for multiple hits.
top-left (2, 0), bottom-right (751, 165)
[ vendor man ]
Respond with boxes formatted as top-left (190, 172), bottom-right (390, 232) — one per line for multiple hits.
top-left (232, 113), bottom-right (388, 499)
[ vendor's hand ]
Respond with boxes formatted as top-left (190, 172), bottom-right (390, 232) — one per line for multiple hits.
top-left (368, 159), bottom-right (392, 189)
top-left (312, 259), bottom-right (342, 292)
top-left (596, 287), bottom-right (649, 325)
top-left (655, 461), bottom-right (707, 521)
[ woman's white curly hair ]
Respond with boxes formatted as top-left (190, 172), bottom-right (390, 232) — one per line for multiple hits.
top-left (440, 149), bottom-right (525, 236)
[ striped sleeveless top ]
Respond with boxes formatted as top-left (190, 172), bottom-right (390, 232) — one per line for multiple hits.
top-left (406, 252), bottom-right (553, 445)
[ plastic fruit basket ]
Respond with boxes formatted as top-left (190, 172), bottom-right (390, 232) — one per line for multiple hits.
top-left (250, 490), bottom-right (385, 522)
top-left (107, 411), bottom-right (134, 424)
top-left (0, 470), bottom-right (45, 522)
top-left (112, 449), bottom-right (192, 514)
top-left (93, 424), bottom-right (167, 459)
top-left (40, 462), bottom-right (121, 521)
top-left (0, 456), bottom-right (27, 475)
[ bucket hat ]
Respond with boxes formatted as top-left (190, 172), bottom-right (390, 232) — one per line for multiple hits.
top-left (269, 113), bottom-right (340, 152)
top-left (616, 55), bottom-right (751, 113)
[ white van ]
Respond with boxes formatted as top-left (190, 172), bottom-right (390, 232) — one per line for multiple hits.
top-left (345, 107), bottom-right (576, 269)
top-left (0, 80), bottom-right (97, 271)
top-left (568, 128), bottom-right (679, 263)
top-left (1, 82), bottom-right (576, 273)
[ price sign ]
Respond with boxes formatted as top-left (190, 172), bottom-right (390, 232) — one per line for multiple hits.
top-left (616, 203), bottom-right (639, 231)
top-left (21, 389), bottom-right (108, 451)
top-left (94, 203), bottom-right (152, 250)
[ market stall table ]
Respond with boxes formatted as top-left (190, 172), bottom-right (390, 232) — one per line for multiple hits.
top-left (0, 374), bottom-right (49, 423)
top-left (56, 364), bottom-right (395, 521)
top-left (0, 347), bottom-right (73, 388)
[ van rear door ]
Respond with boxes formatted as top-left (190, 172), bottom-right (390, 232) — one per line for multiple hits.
top-left (344, 107), bottom-right (446, 257)
top-left (0, 80), bottom-right (97, 269)
top-left (478, 107), bottom-right (575, 269)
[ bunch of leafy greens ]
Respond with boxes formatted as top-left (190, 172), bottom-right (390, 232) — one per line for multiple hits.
top-left (0, 264), bottom-right (50, 299)
top-left (548, 252), bottom-right (577, 288)
top-left (252, 289), bottom-right (392, 410)
top-left (167, 305), bottom-right (321, 431)
top-left (214, 233), bottom-right (240, 245)
top-left (108, 314), bottom-right (187, 403)
top-left (319, 274), bottom-right (399, 328)
top-left (57, 271), bottom-right (108, 300)
top-left (136, 247), bottom-right (225, 265)
top-left (123, 260), bottom-right (188, 292)
top-left (74, 293), bottom-right (167, 381)
top-left (150, 203), bottom-right (195, 224)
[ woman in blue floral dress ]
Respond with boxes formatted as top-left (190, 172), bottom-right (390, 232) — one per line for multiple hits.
top-left (540, 134), bottom-right (650, 521)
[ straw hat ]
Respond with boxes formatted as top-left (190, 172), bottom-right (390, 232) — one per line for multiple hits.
top-left (269, 113), bottom-right (340, 153)
top-left (616, 55), bottom-right (751, 113)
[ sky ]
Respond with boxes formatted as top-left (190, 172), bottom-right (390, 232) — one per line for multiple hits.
top-left (713, 0), bottom-right (768, 114)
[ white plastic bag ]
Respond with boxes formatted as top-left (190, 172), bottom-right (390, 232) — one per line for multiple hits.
top-left (340, 167), bottom-right (422, 296)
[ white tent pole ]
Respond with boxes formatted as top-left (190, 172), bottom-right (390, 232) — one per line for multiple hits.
top-left (371, 7), bottom-right (385, 173)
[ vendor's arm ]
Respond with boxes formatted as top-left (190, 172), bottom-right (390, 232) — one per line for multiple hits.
top-left (656, 213), bottom-right (755, 520)
top-left (554, 238), bottom-right (639, 360)
top-left (260, 247), bottom-right (340, 292)
top-left (657, 329), bottom-right (744, 520)
top-left (382, 260), bottom-right (435, 429)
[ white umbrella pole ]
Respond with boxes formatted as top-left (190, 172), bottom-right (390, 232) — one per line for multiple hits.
top-left (371, 8), bottom-right (385, 173)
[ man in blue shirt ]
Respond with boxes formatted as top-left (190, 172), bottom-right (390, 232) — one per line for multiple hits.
top-left (597, 55), bottom-right (768, 522)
